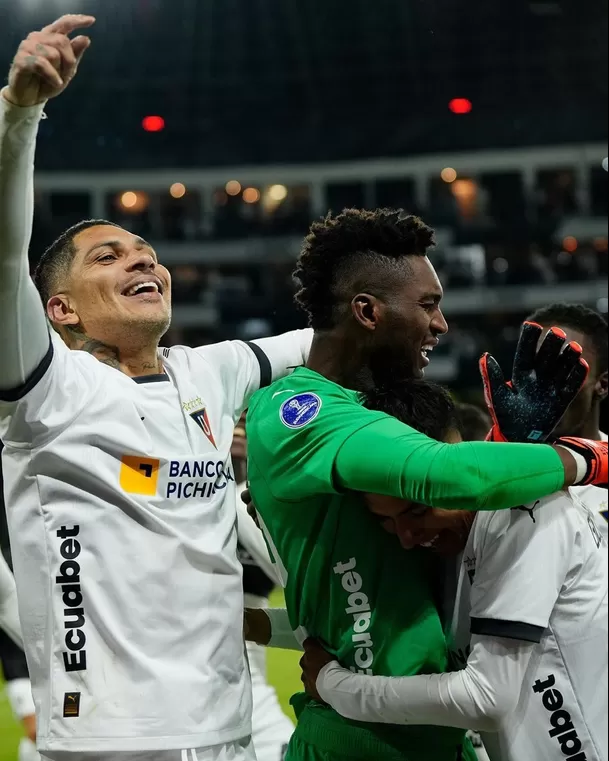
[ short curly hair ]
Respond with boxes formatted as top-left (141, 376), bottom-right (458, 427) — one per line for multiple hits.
top-left (526, 303), bottom-right (608, 375)
top-left (363, 379), bottom-right (458, 442)
top-left (294, 208), bottom-right (435, 329)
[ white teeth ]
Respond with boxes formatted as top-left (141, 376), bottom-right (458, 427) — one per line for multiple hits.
top-left (126, 281), bottom-right (159, 296)
top-left (421, 535), bottom-right (440, 548)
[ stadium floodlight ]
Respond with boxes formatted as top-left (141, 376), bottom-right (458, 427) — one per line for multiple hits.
top-left (170, 183), bottom-right (187, 199)
top-left (243, 187), bottom-right (261, 204)
top-left (268, 185), bottom-right (288, 202)
top-left (441, 168), bottom-right (457, 183)
top-left (225, 180), bottom-right (242, 196)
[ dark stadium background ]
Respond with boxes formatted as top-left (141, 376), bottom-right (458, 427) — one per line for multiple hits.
top-left (0, 0), bottom-right (607, 753)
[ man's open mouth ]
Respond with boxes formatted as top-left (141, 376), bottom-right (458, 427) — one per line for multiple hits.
top-left (123, 280), bottom-right (163, 297)
top-left (420, 343), bottom-right (437, 363)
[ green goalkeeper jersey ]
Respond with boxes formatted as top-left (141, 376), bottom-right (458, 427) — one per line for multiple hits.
top-left (247, 368), bottom-right (565, 759)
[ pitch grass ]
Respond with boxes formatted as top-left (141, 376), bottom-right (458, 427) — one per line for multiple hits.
top-left (0, 591), bottom-right (301, 760)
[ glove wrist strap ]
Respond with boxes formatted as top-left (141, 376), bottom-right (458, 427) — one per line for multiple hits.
top-left (556, 445), bottom-right (587, 484)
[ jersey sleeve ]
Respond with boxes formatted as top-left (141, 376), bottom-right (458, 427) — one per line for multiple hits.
top-left (193, 329), bottom-right (312, 420)
top-left (0, 331), bottom-right (101, 447)
top-left (469, 494), bottom-right (574, 642)
top-left (316, 634), bottom-right (535, 732)
top-left (0, 95), bottom-right (53, 397)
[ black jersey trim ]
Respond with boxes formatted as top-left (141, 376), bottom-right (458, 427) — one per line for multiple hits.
top-left (0, 339), bottom-right (54, 402)
top-left (470, 617), bottom-right (545, 643)
top-left (132, 373), bottom-right (171, 384)
top-left (244, 341), bottom-right (272, 389)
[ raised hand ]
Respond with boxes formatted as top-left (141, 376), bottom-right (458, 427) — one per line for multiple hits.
top-left (5, 14), bottom-right (95, 107)
top-left (479, 321), bottom-right (589, 443)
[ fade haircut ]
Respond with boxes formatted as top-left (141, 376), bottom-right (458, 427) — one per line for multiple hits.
top-left (34, 219), bottom-right (121, 306)
top-left (363, 379), bottom-right (458, 442)
top-left (526, 303), bottom-right (608, 375)
top-left (294, 208), bottom-right (436, 330)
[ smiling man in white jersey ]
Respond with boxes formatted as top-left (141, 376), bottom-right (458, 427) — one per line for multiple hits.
top-left (0, 16), bottom-right (314, 761)
top-left (525, 304), bottom-right (608, 541)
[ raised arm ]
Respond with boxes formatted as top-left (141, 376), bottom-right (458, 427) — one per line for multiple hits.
top-left (0, 15), bottom-right (94, 394)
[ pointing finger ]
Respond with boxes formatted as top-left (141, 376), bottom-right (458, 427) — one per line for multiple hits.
top-left (42, 14), bottom-right (96, 36)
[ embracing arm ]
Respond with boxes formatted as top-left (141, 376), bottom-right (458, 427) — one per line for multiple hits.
top-left (247, 329), bottom-right (313, 386)
top-left (333, 417), bottom-right (583, 510)
top-left (317, 635), bottom-right (534, 733)
top-left (244, 607), bottom-right (303, 651)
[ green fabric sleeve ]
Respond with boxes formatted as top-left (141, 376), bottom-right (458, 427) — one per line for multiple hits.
top-left (334, 417), bottom-right (565, 510)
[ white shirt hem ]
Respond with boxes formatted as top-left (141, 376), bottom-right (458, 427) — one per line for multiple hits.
top-left (38, 721), bottom-right (253, 753)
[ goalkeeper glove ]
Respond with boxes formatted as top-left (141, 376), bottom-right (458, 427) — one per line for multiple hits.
top-left (555, 437), bottom-right (608, 487)
top-left (480, 321), bottom-right (589, 443)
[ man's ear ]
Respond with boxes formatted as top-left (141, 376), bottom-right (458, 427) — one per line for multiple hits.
top-left (595, 370), bottom-right (608, 402)
top-left (47, 295), bottom-right (80, 327)
top-left (351, 293), bottom-right (383, 331)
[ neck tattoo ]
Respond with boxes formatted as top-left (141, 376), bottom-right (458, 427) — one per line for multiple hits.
top-left (67, 327), bottom-right (121, 370)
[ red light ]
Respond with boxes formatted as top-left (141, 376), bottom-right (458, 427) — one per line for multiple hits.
top-left (563, 236), bottom-right (578, 253)
top-left (449, 98), bottom-right (473, 115)
top-left (142, 115), bottom-right (165, 132)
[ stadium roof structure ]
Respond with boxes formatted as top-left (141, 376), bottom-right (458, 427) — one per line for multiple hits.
top-left (1, 0), bottom-right (607, 170)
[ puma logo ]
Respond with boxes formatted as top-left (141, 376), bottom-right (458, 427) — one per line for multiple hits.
top-left (513, 500), bottom-right (541, 523)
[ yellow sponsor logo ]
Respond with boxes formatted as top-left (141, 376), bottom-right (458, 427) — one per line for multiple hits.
top-left (120, 455), bottom-right (160, 496)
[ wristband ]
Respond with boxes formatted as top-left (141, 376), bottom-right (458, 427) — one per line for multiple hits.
top-left (556, 445), bottom-right (587, 484)
top-left (267, 608), bottom-right (304, 651)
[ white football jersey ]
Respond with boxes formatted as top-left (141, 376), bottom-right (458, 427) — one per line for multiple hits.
top-left (0, 550), bottom-right (21, 647)
top-left (450, 492), bottom-right (608, 761)
top-left (0, 328), bottom-right (310, 754)
top-left (570, 431), bottom-right (608, 544)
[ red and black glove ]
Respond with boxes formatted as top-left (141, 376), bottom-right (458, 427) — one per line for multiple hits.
top-left (554, 437), bottom-right (608, 487)
top-left (480, 321), bottom-right (589, 443)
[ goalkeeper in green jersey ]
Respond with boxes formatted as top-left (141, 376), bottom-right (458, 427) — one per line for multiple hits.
top-left (245, 209), bottom-right (607, 761)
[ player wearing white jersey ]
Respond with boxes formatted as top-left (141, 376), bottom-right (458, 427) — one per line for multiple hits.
top-left (232, 420), bottom-right (294, 761)
top-left (297, 385), bottom-right (608, 761)
top-left (523, 304), bottom-right (608, 541)
top-left (0, 16), bottom-right (312, 760)
top-left (306, 489), bottom-right (608, 761)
